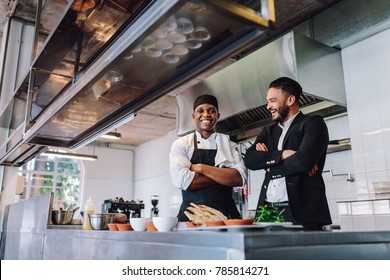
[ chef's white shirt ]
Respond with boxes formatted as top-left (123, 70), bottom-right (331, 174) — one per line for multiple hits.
top-left (169, 131), bottom-right (247, 190)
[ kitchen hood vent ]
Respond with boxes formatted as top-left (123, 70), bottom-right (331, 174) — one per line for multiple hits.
top-left (216, 94), bottom-right (320, 132)
top-left (175, 31), bottom-right (347, 138)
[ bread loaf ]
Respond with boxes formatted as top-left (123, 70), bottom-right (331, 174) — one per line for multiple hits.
top-left (114, 213), bottom-right (127, 223)
top-left (184, 203), bottom-right (227, 226)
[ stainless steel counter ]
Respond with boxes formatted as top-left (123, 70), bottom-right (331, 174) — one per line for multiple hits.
top-left (2, 194), bottom-right (390, 260)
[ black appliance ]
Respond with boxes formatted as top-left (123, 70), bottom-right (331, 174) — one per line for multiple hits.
top-left (102, 199), bottom-right (145, 219)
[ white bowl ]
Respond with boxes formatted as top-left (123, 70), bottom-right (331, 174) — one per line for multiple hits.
top-left (130, 218), bottom-right (152, 231)
top-left (152, 216), bottom-right (178, 232)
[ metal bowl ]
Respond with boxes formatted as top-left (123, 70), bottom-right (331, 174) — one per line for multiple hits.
top-left (52, 210), bottom-right (74, 225)
top-left (88, 213), bottom-right (115, 230)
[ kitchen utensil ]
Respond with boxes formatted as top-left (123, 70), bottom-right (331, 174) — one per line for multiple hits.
top-left (223, 219), bottom-right (253, 226)
top-left (146, 222), bottom-right (157, 232)
top-left (116, 223), bottom-right (132, 231)
top-left (52, 209), bottom-right (74, 225)
top-left (152, 216), bottom-right (178, 232)
top-left (205, 220), bottom-right (225, 227)
top-left (107, 223), bottom-right (118, 231)
top-left (88, 213), bottom-right (115, 230)
top-left (129, 217), bottom-right (152, 231)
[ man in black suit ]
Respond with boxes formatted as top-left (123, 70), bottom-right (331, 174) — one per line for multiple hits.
top-left (244, 77), bottom-right (332, 231)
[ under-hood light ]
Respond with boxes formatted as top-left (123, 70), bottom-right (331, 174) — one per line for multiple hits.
top-left (42, 151), bottom-right (98, 161)
top-left (100, 132), bottom-right (122, 140)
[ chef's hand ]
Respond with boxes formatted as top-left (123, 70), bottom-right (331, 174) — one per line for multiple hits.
top-left (256, 143), bottom-right (268, 151)
top-left (190, 163), bottom-right (203, 173)
top-left (307, 164), bottom-right (318, 176)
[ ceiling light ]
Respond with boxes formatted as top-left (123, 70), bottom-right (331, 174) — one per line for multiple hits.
top-left (100, 131), bottom-right (122, 140)
top-left (41, 151), bottom-right (98, 161)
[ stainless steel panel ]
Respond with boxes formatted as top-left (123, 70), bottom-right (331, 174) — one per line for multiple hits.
top-left (43, 230), bottom-right (244, 260)
top-left (1, 193), bottom-right (52, 259)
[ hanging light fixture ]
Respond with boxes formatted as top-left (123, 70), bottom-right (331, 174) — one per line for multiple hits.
top-left (41, 151), bottom-right (98, 161)
top-left (100, 131), bottom-right (122, 140)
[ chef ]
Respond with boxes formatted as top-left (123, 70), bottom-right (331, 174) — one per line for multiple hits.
top-left (169, 94), bottom-right (247, 221)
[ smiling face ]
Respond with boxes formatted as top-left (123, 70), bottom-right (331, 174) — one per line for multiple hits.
top-left (192, 103), bottom-right (220, 138)
top-left (266, 87), bottom-right (296, 124)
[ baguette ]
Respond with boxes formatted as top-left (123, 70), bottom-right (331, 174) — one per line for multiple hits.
top-left (184, 203), bottom-right (227, 226)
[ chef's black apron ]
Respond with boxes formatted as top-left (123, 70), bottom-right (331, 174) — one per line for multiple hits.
top-left (177, 133), bottom-right (241, 222)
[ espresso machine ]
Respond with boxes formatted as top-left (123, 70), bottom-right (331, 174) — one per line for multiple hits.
top-left (102, 198), bottom-right (144, 218)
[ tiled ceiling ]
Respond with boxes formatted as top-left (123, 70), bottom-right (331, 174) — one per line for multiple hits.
top-left (1, 0), bottom-right (389, 147)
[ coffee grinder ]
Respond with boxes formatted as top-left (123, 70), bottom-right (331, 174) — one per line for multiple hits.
top-left (150, 195), bottom-right (159, 217)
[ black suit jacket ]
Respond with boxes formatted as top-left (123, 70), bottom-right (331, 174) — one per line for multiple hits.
top-left (245, 112), bottom-right (332, 225)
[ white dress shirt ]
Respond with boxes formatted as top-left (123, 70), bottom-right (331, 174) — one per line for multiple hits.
top-left (266, 112), bottom-right (299, 202)
top-left (169, 131), bottom-right (247, 190)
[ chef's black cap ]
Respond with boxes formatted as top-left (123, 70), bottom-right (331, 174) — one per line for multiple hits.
top-left (193, 94), bottom-right (218, 111)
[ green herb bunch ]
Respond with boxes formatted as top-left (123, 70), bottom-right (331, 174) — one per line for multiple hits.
top-left (254, 205), bottom-right (285, 223)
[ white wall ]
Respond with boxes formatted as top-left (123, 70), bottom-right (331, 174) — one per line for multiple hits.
top-left (78, 145), bottom-right (134, 213)
top-left (337, 28), bottom-right (390, 231)
top-left (133, 130), bottom-right (181, 218)
top-left (342, 28), bottom-right (390, 196)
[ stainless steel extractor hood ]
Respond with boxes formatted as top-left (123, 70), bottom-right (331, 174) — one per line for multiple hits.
top-left (23, 0), bottom-right (275, 149)
top-left (175, 31), bottom-right (347, 140)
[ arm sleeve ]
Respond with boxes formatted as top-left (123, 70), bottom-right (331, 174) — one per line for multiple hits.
top-left (169, 138), bottom-right (195, 190)
top-left (269, 116), bottom-right (329, 178)
top-left (227, 140), bottom-right (248, 187)
top-left (244, 127), bottom-right (283, 171)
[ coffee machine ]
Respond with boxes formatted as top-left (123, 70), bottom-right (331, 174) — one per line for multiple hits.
top-left (102, 198), bottom-right (144, 218)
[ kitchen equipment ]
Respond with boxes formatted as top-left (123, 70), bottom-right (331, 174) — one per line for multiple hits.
top-left (150, 195), bottom-right (159, 217)
top-left (51, 206), bottom-right (80, 225)
top-left (146, 222), bottom-right (158, 232)
top-left (107, 223), bottom-right (118, 231)
top-left (178, 222), bottom-right (302, 232)
top-left (205, 220), bottom-right (225, 227)
top-left (129, 217), bottom-right (152, 231)
top-left (88, 213), bottom-right (115, 230)
top-left (116, 223), bottom-right (132, 231)
top-left (373, 181), bottom-right (390, 194)
top-left (102, 199), bottom-right (144, 219)
top-left (373, 181), bottom-right (390, 198)
top-left (152, 216), bottom-right (178, 232)
top-left (22, 0), bottom-right (275, 151)
top-left (224, 219), bottom-right (253, 226)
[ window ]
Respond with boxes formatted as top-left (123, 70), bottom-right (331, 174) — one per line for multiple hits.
top-left (19, 154), bottom-right (84, 210)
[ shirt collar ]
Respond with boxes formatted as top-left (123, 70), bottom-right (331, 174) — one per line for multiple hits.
top-left (195, 130), bottom-right (217, 141)
top-left (278, 111), bottom-right (300, 130)
top-left (195, 131), bottom-right (217, 143)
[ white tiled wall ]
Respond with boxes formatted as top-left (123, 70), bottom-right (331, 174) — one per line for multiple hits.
top-left (342, 29), bottom-right (390, 198)
top-left (337, 28), bottom-right (390, 231)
